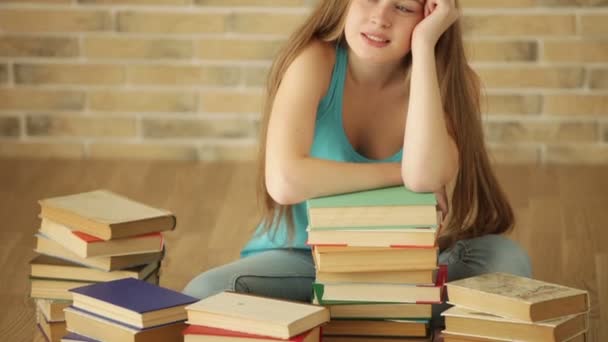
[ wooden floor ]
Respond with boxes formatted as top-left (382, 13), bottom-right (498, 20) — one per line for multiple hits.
top-left (0, 159), bottom-right (606, 341)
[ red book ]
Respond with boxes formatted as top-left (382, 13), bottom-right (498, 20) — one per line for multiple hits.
top-left (183, 325), bottom-right (321, 342)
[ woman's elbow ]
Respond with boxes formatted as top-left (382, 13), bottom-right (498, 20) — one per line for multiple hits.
top-left (265, 168), bottom-right (300, 205)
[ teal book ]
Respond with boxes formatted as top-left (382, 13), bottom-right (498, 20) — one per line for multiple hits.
top-left (306, 186), bottom-right (438, 229)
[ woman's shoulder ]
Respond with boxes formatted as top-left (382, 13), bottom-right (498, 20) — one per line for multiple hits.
top-left (287, 39), bottom-right (337, 88)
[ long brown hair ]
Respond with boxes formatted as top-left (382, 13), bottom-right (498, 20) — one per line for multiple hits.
top-left (253, 0), bottom-right (514, 249)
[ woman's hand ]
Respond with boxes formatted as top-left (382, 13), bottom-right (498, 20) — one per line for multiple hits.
top-left (411, 0), bottom-right (460, 51)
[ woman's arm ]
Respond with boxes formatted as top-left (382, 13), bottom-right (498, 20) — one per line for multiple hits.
top-left (266, 41), bottom-right (403, 205)
top-left (402, 49), bottom-right (459, 193)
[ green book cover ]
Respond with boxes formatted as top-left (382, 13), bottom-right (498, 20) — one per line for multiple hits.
top-left (312, 283), bottom-right (405, 305)
top-left (307, 186), bottom-right (436, 209)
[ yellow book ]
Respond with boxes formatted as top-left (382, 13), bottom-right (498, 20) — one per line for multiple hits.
top-left (446, 273), bottom-right (589, 322)
top-left (39, 189), bottom-right (176, 240)
top-left (442, 306), bottom-right (587, 342)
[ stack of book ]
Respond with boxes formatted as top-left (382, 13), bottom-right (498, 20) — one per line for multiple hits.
top-left (62, 277), bottom-right (199, 341)
top-left (306, 186), bottom-right (444, 341)
top-left (29, 189), bottom-right (175, 341)
top-left (182, 291), bottom-right (330, 341)
top-left (442, 272), bottom-right (590, 342)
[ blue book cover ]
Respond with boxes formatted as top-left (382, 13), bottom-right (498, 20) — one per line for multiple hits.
top-left (69, 278), bottom-right (198, 314)
top-left (62, 332), bottom-right (100, 342)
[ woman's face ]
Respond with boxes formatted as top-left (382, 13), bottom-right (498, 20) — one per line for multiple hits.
top-left (344, 0), bottom-right (425, 64)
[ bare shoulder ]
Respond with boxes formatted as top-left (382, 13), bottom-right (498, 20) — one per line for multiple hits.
top-left (283, 39), bottom-right (336, 96)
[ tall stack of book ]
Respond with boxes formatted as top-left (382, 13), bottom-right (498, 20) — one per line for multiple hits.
top-left (182, 291), bottom-right (330, 341)
top-left (29, 189), bottom-right (175, 342)
top-left (306, 186), bottom-right (444, 341)
top-left (62, 278), bottom-right (199, 341)
top-left (442, 272), bottom-right (590, 342)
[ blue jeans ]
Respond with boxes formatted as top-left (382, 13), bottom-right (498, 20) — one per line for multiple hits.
top-left (183, 234), bottom-right (532, 327)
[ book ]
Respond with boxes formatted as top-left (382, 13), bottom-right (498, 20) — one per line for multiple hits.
top-left (322, 319), bottom-right (429, 337)
top-left (312, 283), bottom-right (442, 304)
top-left (312, 294), bottom-right (432, 320)
top-left (441, 306), bottom-right (588, 342)
top-left (61, 332), bottom-right (100, 341)
top-left (445, 273), bottom-right (590, 322)
top-left (30, 254), bottom-right (159, 283)
top-left (35, 233), bottom-right (164, 271)
top-left (64, 306), bottom-right (186, 342)
top-left (30, 270), bottom-right (158, 301)
top-left (316, 269), bottom-right (435, 285)
top-left (306, 186), bottom-right (438, 229)
top-left (185, 291), bottom-right (330, 339)
top-left (323, 337), bottom-right (431, 342)
top-left (441, 330), bottom-right (587, 342)
top-left (312, 245), bottom-right (437, 273)
top-left (307, 226), bottom-right (437, 247)
top-left (39, 218), bottom-right (164, 257)
top-left (32, 278), bottom-right (95, 301)
top-left (39, 189), bottom-right (176, 240)
top-left (37, 307), bottom-right (67, 342)
top-left (69, 278), bottom-right (198, 329)
top-left (183, 325), bottom-right (321, 342)
top-left (36, 298), bottom-right (70, 322)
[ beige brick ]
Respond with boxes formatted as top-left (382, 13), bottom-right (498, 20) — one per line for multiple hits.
top-left (477, 67), bottom-right (583, 88)
top-left (0, 36), bottom-right (78, 58)
top-left (544, 41), bottom-right (608, 63)
top-left (459, 0), bottom-right (536, 7)
top-left (84, 37), bottom-right (192, 59)
top-left (0, 65), bottom-right (7, 84)
top-left (0, 89), bottom-right (84, 111)
top-left (465, 40), bottom-right (537, 62)
top-left (462, 15), bottom-right (576, 36)
top-left (0, 142), bottom-right (83, 159)
top-left (117, 11), bottom-right (224, 34)
top-left (589, 69), bottom-right (608, 89)
top-left (201, 91), bottom-right (263, 113)
top-left (243, 66), bottom-right (270, 87)
top-left (482, 94), bottom-right (542, 115)
top-left (487, 144), bottom-right (540, 164)
top-left (89, 143), bottom-right (198, 160)
top-left (79, 0), bottom-right (191, 4)
top-left (538, 0), bottom-right (608, 6)
top-left (0, 116), bottom-right (20, 137)
top-left (544, 95), bottom-right (608, 116)
top-left (0, 0), bottom-right (71, 4)
top-left (199, 143), bottom-right (257, 161)
top-left (143, 118), bottom-right (255, 138)
top-left (89, 90), bottom-right (197, 112)
top-left (228, 12), bottom-right (307, 35)
top-left (196, 0), bottom-right (307, 6)
top-left (15, 64), bottom-right (125, 85)
top-left (545, 145), bottom-right (608, 164)
top-left (27, 115), bottom-right (136, 138)
top-left (581, 14), bottom-right (608, 36)
top-left (128, 65), bottom-right (239, 86)
top-left (198, 39), bottom-right (283, 60)
top-left (484, 120), bottom-right (598, 143)
top-left (0, 10), bottom-right (112, 34)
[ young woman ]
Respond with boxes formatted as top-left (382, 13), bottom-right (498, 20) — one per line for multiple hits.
top-left (184, 0), bottom-right (532, 330)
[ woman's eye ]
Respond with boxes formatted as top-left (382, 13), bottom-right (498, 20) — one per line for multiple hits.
top-left (395, 4), bottom-right (414, 13)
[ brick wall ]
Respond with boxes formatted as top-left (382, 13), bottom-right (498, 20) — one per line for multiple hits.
top-left (0, 0), bottom-right (606, 163)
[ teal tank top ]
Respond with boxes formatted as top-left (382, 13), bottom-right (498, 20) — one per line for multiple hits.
top-left (240, 43), bottom-right (404, 258)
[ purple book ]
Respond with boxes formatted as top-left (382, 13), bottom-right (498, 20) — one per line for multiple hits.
top-left (61, 332), bottom-right (100, 342)
top-left (68, 278), bottom-right (198, 314)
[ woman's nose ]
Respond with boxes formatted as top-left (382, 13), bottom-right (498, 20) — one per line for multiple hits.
top-left (371, 6), bottom-right (392, 28)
